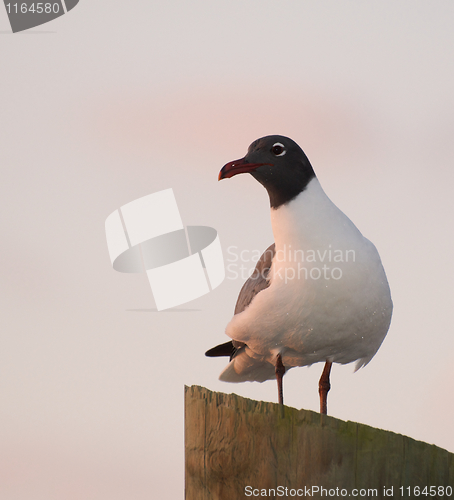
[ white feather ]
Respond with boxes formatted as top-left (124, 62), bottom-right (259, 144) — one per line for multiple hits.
top-left (220, 178), bottom-right (393, 383)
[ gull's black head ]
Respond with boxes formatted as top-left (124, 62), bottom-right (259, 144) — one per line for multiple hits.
top-left (219, 135), bottom-right (316, 209)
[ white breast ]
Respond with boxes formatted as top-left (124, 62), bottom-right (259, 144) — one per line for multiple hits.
top-left (221, 178), bottom-right (392, 382)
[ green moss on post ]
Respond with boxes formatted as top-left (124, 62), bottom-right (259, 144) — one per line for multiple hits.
top-left (185, 385), bottom-right (453, 500)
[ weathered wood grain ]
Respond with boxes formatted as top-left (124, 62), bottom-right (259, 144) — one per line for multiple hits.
top-left (185, 385), bottom-right (453, 500)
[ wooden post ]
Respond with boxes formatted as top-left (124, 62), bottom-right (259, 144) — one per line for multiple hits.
top-left (185, 385), bottom-right (453, 500)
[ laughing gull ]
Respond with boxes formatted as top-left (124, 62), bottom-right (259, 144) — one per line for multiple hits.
top-left (206, 135), bottom-right (393, 414)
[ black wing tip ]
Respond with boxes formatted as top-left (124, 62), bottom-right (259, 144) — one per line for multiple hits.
top-left (205, 341), bottom-right (235, 358)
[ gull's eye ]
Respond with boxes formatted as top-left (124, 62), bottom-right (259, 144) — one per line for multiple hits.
top-left (271, 142), bottom-right (286, 156)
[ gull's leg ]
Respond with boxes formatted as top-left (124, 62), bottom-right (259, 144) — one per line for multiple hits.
top-left (319, 361), bottom-right (332, 415)
top-left (275, 353), bottom-right (286, 405)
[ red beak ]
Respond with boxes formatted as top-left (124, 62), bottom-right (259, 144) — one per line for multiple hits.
top-left (218, 158), bottom-right (270, 180)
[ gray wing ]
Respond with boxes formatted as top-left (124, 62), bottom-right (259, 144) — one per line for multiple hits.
top-left (205, 243), bottom-right (275, 359)
top-left (234, 243), bottom-right (275, 314)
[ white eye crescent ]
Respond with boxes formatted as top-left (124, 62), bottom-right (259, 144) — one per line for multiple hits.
top-left (271, 142), bottom-right (286, 156)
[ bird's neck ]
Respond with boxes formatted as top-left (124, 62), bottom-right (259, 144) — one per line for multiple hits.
top-left (270, 178), bottom-right (342, 251)
top-left (252, 160), bottom-right (315, 209)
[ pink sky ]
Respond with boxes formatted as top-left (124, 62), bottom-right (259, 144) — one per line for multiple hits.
top-left (1, 1), bottom-right (453, 498)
